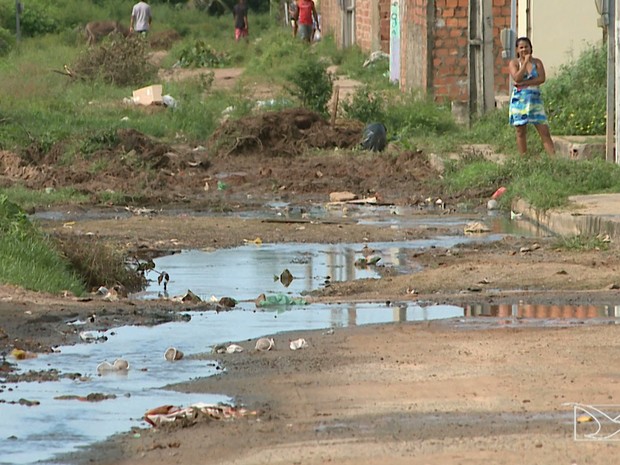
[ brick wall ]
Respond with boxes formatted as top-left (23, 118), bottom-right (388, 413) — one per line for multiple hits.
top-left (401, 0), bottom-right (510, 102)
top-left (356, 0), bottom-right (372, 51)
top-left (321, 0), bottom-right (511, 102)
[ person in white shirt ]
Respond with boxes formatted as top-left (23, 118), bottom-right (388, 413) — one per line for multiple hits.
top-left (130, 1), bottom-right (152, 35)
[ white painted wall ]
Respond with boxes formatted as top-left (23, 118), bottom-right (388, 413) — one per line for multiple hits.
top-left (517, 0), bottom-right (604, 77)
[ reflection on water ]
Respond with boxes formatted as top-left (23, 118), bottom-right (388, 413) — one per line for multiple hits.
top-left (465, 303), bottom-right (619, 319)
top-left (0, 301), bottom-right (461, 465)
top-left (138, 237), bottom-right (505, 301)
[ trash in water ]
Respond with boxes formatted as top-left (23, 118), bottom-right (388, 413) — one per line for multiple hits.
top-left (278, 269), bottom-right (294, 287)
top-left (289, 338), bottom-right (308, 350)
top-left (354, 256), bottom-right (381, 267)
top-left (255, 293), bottom-right (307, 307)
top-left (175, 290), bottom-right (202, 303)
top-left (79, 331), bottom-right (108, 343)
top-left (255, 337), bottom-right (275, 351)
top-left (218, 296), bottom-right (237, 308)
top-left (144, 402), bottom-right (258, 427)
top-left (164, 347), bottom-right (184, 361)
top-left (464, 222), bottom-right (490, 234)
top-left (97, 358), bottom-right (129, 374)
top-left (10, 348), bottom-right (37, 360)
top-left (212, 343), bottom-right (244, 354)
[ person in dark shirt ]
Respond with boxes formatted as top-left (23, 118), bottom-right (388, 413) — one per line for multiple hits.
top-left (233, 0), bottom-right (248, 42)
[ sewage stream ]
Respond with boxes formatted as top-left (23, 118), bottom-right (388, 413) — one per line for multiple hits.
top-left (0, 212), bottom-right (595, 465)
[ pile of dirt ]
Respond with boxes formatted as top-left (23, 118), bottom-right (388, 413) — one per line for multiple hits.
top-left (0, 110), bottom-right (441, 206)
top-left (208, 108), bottom-right (365, 157)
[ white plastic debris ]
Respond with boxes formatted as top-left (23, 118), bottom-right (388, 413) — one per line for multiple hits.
top-left (255, 337), bottom-right (275, 352)
top-left (162, 94), bottom-right (177, 108)
top-left (164, 347), bottom-right (184, 361)
top-left (97, 358), bottom-right (129, 374)
top-left (226, 344), bottom-right (244, 354)
top-left (289, 338), bottom-right (308, 351)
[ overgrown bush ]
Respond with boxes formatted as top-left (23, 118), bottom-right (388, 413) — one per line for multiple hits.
top-left (0, 194), bottom-right (85, 295)
top-left (0, 26), bottom-right (14, 56)
top-left (72, 35), bottom-right (157, 86)
top-left (54, 234), bottom-right (145, 292)
top-left (545, 44), bottom-right (606, 136)
top-left (286, 54), bottom-right (333, 115)
top-left (342, 84), bottom-right (386, 123)
top-left (176, 39), bottom-right (230, 67)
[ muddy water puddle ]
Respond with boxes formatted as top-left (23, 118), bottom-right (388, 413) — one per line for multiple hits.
top-left (1, 213), bottom-right (550, 464)
top-left (3, 299), bottom-right (620, 464)
top-left (137, 236), bottom-right (505, 301)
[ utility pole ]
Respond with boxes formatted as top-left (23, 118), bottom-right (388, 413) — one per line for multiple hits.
top-left (15, 0), bottom-right (21, 43)
top-left (615, 0), bottom-right (620, 163)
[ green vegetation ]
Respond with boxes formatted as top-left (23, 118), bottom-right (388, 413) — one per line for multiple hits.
top-left (443, 154), bottom-right (620, 211)
top-left (0, 195), bottom-right (85, 295)
top-left (553, 234), bottom-right (610, 251)
top-left (0, 0), bottom-right (612, 294)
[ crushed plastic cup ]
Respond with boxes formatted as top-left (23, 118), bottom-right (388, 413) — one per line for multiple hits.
top-left (164, 347), bottom-right (184, 361)
top-left (289, 338), bottom-right (308, 351)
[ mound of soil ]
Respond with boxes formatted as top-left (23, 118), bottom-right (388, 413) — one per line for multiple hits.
top-left (0, 109), bottom-right (442, 206)
top-left (208, 108), bottom-right (365, 157)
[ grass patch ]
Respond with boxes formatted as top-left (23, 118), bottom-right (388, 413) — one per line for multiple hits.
top-left (0, 195), bottom-right (85, 295)
top-left (0, 186), bottom-right (90, 211)
top-left (553, 234), bottom-right (610, 251)
top-left (443, 155), bottom-right (620, 210)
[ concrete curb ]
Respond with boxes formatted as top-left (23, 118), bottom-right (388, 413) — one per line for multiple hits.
top-left (515, 195), bottom-right (620, 239)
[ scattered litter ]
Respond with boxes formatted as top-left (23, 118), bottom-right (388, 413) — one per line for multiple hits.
top-left (164, 347), bottom-right (184, 361)
top-left (162, 95), bottom-right (177, 109)
top-left (491, 187), bottom-right (507, 200)
top-left (277, 269), bottom-right (294, 287)
top-left (97, 358), bottom-right (129, 374)
top-left (510, 211), bottom-right (523, 220)
top-left (322, 328), bottom-right (335, 336)
top-left (255, 293), bottom-right (307, 307)
top-left (289, 338), bottom-right (308, 351)
top-left (355, 256), bottom-right (381, 267)
top-left (226, 344), bottom-right (244, 354)
top-left (174, 289), bottom-right (202, 303)
top-left (464, 222), bottom-right (490, 234)
top-left (144, 402), bottom-right (258, 428)
top-left (363, 50), bottom-right (389, 67)
top-left (132, 84), bottom-right (163, 106)
top-left (255, 337), bottom-right (275, 351)
top-left (329, 191), bottom-right (357, 202)
top-left (361, 122), bottom-right (387, 152)
top-left (244, 237), bottom-right (263, 245)
top-left (10, 348), bottom-right (37, 360)
top-left (218, 296), bottom-right (237, 308)
top-left (487, 199), bottom-right (498, 210)
top-left (79, 330), bottom-right (108, 343)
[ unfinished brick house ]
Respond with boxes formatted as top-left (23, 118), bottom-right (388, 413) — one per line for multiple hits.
top-left (319, 0), bottom-right (512, 117)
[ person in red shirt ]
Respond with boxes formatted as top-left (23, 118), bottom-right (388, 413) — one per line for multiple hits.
top-left (297, 0), bottom-right (319, 43)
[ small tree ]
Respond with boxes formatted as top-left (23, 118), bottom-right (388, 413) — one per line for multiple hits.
top-left (285, 54), bottom-right (333, 115)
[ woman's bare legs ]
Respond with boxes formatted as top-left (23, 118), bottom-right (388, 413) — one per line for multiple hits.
top-left (515, 125), bottom-right (527, 154)
top-left (535, 124), bottom-right (555, 155)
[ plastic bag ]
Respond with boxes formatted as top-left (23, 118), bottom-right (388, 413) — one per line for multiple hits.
top-left (361, 123), bottom-right (387, 152)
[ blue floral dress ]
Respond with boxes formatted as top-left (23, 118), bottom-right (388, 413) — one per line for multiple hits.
top-left (509, 62), bottom-right (548, 126)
